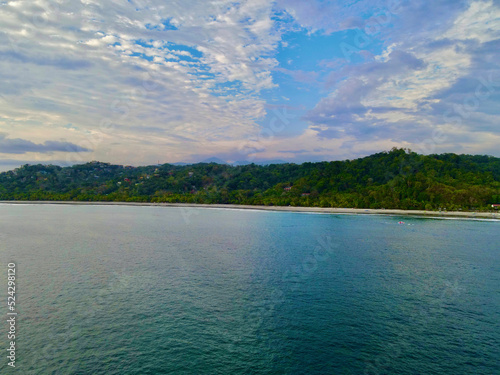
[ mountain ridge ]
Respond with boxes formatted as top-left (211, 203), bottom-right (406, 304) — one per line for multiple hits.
top-left (1, 148), bottom-right (499, 211)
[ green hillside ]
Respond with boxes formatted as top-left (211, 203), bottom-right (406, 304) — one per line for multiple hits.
top-left (1, 148), bottom-right (499, 211)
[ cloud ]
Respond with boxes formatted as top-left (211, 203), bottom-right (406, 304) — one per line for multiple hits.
top-left (304, 50), bottom-right (427, 139)
top-left (0, 0), bottom-right (282, 164)
top-left (275, 67), bottom-right (319, 84)
top-left (0, 0), bottom-right (499, 167)
top-left (0, 50), bottom-right (92, 70)
top-left (295, 0), bottom-right (500, 155)
top-left (275, 0), bottom-right (375, 34)
top-left (0, 134), bottom-right (91, 154)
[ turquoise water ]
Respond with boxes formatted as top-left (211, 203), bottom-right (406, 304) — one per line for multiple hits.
top-left (0, 204), bottom-right (499, 374)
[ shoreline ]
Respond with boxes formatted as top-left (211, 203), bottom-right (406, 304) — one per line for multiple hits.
top-left (1, 200), bottom-right (499, 220)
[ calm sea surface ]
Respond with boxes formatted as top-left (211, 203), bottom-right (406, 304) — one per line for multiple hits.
top-left (0, 204), bottom-right (498, 374)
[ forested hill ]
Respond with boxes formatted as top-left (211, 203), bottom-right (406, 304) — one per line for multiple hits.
top-left (1, 149), bottom-right (499, 211)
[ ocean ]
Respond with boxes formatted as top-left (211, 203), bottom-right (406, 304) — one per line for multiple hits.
top-left (0, 204), bottom-right (499, 374)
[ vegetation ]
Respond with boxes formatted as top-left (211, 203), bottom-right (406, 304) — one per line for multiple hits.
top-left (1, 149), bottom-right (499, 211)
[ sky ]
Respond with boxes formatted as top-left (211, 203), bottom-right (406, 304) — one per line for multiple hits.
top-left (0, 0), bottom-right (499, 170)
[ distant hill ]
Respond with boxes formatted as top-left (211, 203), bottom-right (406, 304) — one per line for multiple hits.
top-left (1, 149), bottom-right (499, 210)
top-left (200, 157), bottom-right (228, 164)
top-left (232, 159), bottom-right (289, 166)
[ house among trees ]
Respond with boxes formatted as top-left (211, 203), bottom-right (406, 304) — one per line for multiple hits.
top-left (492, 204), bottom-right (500, 209)
top-left (284, 186), bottom-right (291, 191)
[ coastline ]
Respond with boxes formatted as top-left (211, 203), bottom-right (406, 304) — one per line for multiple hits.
top-left (1, 200), bottom-right (499, 220)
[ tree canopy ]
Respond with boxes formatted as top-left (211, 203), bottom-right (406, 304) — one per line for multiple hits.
top-left (1, 149), bottom-right (499, 211)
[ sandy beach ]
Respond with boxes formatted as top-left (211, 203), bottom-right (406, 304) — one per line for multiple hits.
top-left (1, 200), bottom-right (499, 220)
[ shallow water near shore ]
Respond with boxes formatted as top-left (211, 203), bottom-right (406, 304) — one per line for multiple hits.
top-left (0, 204), bottom-right (499, 374)
top-left (2, 200), bottom-right (499, 220)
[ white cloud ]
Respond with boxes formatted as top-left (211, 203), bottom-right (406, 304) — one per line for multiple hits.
top-left (444, 0), bottom-right (500, 43)
top-left (0, 0), bottom-right (281, 165)
top-left (300, 0), bottom-right (500, 157)
top-left (1, 0), bottom-right (499, 168)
